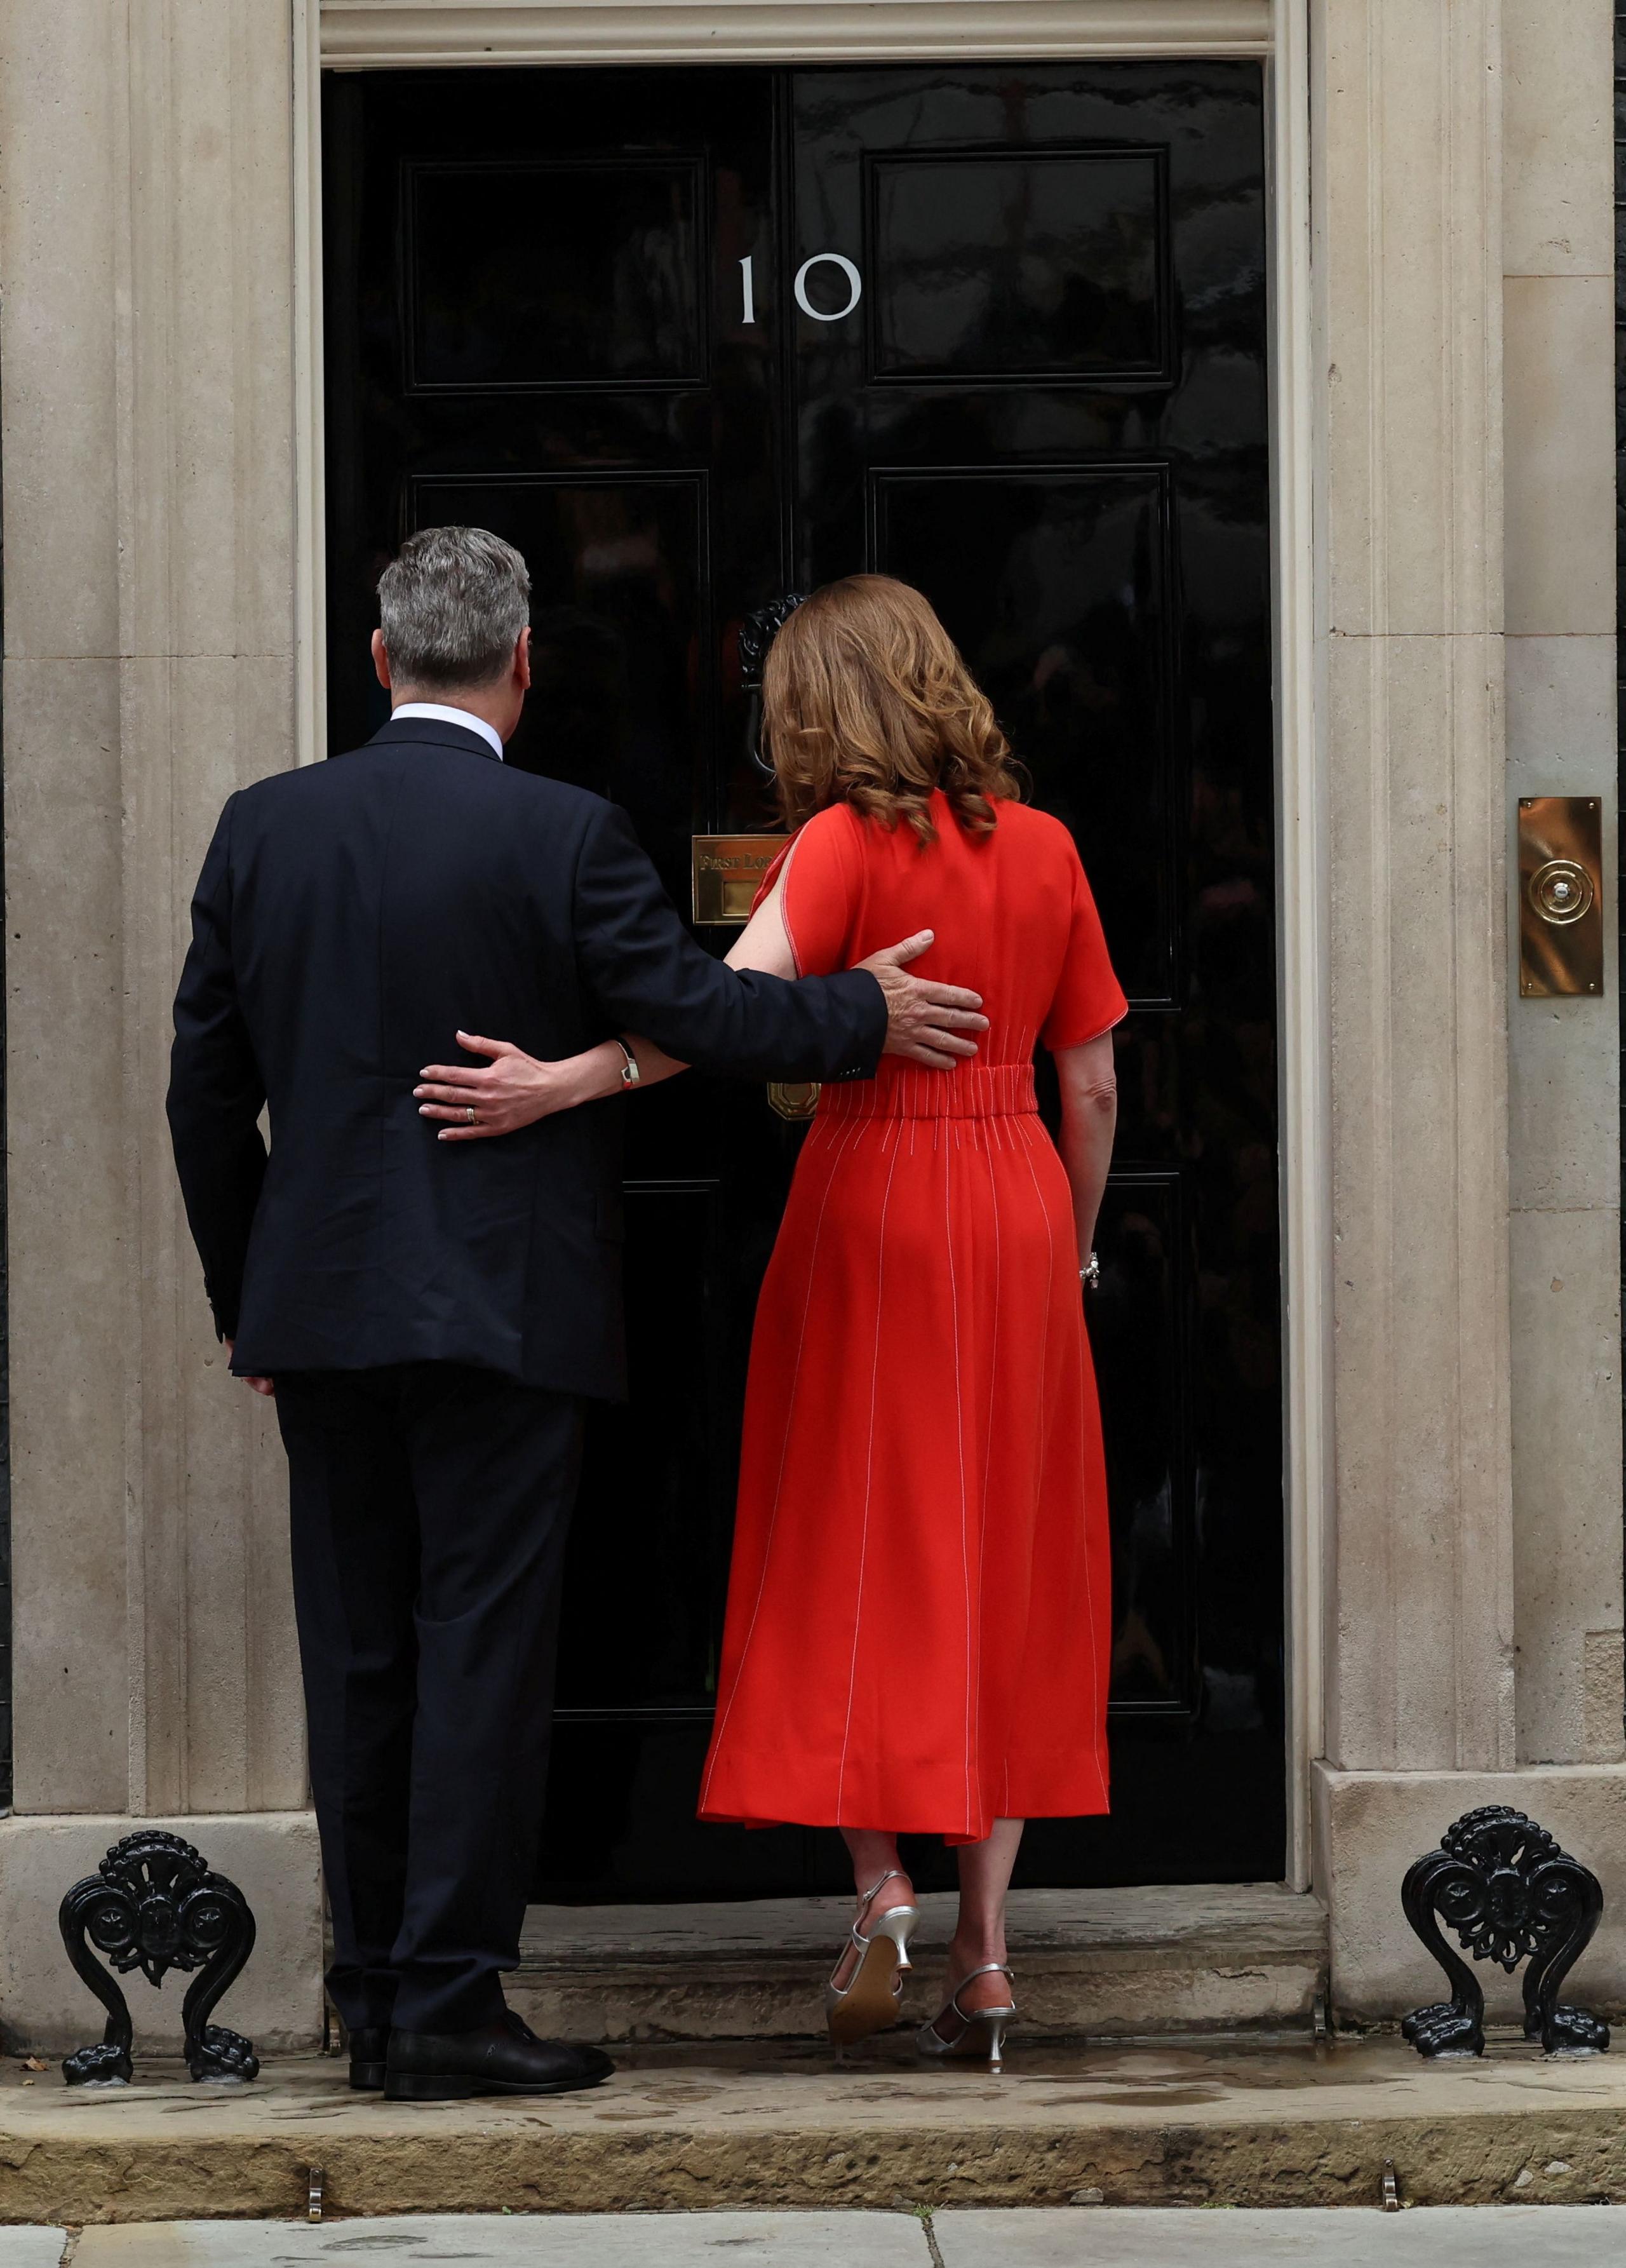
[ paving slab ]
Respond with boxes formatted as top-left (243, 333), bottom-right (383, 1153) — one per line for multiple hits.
top-left (935, 2204), bottom-right (1626, 2264)
top-left (72, 2211), bottom-right (927, 2265)
top-left (6, 2034), bottom-right (1626, 2224)
top-left (57, 2208), bottom-right (1626, 2265)
top-left (0, 2238), bottom-right (62, 2267)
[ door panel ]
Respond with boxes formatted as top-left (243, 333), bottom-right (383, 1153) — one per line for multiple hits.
top-left (866, 150), bottom-right (1169, 383)
top-left (324, 60), bottom-right (1282, 1901)
top-left (406, 159), bottom-right (709, 389)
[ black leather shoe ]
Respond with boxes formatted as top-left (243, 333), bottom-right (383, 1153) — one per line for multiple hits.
top-left (385, 2011), bottom-right (614, 2102)
top-left (348, 2025), bottom-right (390, 2091)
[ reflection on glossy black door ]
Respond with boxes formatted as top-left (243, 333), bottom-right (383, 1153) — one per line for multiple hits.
top-left (324, 61), bottom-right (1281, 1900)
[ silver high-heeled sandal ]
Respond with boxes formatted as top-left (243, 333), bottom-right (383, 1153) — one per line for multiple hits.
top-left (824, 1868), bottom-right (920, 2049)
top-left (915, 1963), bottom-right (1018, 2070)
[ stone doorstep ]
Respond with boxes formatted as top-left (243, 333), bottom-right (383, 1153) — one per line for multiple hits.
top-left (3, 2034), bottom-right (1626, 2225)
top-left (512, 1884), bottom-right (1327, 2042)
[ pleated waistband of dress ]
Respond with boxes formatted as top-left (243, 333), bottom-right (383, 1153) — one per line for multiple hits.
top-left (819, 1060), bottom-right (1038, 1121)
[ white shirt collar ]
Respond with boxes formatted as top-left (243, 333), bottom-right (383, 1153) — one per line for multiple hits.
top-left (390, 702), bottom-right (505, 761)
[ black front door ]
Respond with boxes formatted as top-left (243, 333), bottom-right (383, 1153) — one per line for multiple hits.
top-left (323, 60), bottom-right (1282, 1900)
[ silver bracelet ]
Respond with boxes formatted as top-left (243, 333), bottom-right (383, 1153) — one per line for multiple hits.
top-left (1080, 1252), bottom-right (1100, 1291)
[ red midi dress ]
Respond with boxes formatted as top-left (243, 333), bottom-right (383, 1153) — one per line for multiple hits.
top-left (697, 790), bottom-right (1127, 1841)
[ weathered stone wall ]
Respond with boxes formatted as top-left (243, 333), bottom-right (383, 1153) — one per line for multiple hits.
top-left (1502, 0), bottom-right (1622, 1770)
top-left (0, 0), bottom-right (319, 2046)
top-left (1312, 0), bottom-right (1625, 2011)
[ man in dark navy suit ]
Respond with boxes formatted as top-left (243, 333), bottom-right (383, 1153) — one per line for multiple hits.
top-left (167, 527), bottom-right (984, 2104)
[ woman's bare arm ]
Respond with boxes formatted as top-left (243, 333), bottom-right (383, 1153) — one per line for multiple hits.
top-left (1052, 1032), bottom-right (1118, 1265)
top-left (723, 860), bottom-right (798, 976)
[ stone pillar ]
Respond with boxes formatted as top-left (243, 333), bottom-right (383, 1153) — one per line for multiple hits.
top-left (1315, 0), bottom-right (1514, 1782)
top-left (1312, 0), bottom-right (1626, 2018)
top-left (0, 0), bottom-right (320, 2050)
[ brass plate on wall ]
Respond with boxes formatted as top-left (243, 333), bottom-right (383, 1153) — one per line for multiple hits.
top-left (692, 834), bottom-right (785, 926)
top-left (1518, 796), bottom-right (1604, 997)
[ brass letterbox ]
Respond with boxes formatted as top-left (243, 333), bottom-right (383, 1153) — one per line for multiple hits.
top-left (1517, 797), bottom-right (1604, 998)
top-left (691, 834), bottom-right (785, 926)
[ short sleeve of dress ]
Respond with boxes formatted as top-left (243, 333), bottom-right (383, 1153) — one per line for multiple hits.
top-left (1040, 844), bottom-right (1129, 1051)
top-left (750, 804), bottom-right (865, 977)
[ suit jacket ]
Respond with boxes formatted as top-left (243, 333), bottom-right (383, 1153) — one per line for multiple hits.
top-left (166, 717), bottom-right (885, 1397)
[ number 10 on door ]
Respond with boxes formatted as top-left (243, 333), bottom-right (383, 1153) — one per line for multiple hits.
top-left (739, 254), bottom-right (864, 326)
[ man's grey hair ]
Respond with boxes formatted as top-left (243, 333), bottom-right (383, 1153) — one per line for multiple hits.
top-left (377, 525), bottom-right (531, 691)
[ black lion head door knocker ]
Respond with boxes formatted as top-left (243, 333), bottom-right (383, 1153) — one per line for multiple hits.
top-left (1401, 1806), bottom-right (1608, 2058)
top-left (59, 1829), bottom-right (260, 2084)
top-left (740, 593), bottom-right (807, 783)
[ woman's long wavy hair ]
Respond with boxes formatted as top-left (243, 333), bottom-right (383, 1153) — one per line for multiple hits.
top-left (762, 576), bottom-right (1022, 844)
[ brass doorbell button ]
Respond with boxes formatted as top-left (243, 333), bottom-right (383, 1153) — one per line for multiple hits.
top-left (1528, 858), bottom-right (1593, 927)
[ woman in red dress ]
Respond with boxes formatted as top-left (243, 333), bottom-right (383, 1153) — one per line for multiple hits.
top-left (699, 579), bottom-right (1124, 2063)
top-left (427, 577), bottom-right (1123, 2065)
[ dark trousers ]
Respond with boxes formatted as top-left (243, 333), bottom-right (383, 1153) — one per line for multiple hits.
top-left (275, 1363), bottom-right (584, 2036)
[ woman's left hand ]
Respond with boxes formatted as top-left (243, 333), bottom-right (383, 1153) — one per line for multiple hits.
top-left (415, 1030), bottom-right (593, 1140)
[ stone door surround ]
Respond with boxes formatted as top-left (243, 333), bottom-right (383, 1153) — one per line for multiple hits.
top-left (0, 0), bottom-right (1616, 2048)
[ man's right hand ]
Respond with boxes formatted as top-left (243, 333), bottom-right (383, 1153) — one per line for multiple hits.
top-left (225, 1340), bottom-right (275, 1399)
top-left (859, 931), bottom-right (988, 1070)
